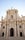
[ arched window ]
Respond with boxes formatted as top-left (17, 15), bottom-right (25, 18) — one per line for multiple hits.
top-left (16, 21), bottom-right (17, 26)
top-left (15, 11), bottom-right (17, 13)
top-left (10, 28), bottom-right (14, 37)
top-left (19, 25), bottom-right (21, 28)
top-left (11, 15), bottom-right (13, 19)
top-left (3, 26), bottom-right (5, 29)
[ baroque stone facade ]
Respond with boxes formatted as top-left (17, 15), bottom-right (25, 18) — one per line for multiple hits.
top-left (0, 9), bottom-right (25, 38)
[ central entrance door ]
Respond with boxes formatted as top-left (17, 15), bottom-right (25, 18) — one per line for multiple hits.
top-left (10, 28), bottom-right (14, 37)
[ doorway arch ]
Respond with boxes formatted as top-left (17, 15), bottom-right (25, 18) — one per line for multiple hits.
top-left (2, 32), bottom-right (4, 37)
top-left (10, 28), bottom-right (14, 37)
top-left (20, 32), bottom-right (22, 37)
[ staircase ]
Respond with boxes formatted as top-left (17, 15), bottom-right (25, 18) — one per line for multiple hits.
top-left (0, 37), bottom-right (25, 40)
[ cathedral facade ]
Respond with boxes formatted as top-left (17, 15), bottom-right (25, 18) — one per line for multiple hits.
top-left (0, 9), bottom-right (25, 38)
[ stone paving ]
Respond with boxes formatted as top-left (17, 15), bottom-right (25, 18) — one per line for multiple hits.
top-left (0, 37), bottom-right (25, 40)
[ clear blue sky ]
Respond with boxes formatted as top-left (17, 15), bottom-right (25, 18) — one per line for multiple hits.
top-left (0, 0), bottom-right (25, 19)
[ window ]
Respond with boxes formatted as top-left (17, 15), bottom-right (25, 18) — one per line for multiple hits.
top-left (11, 15), bottom-right (13, 19)
top-left (3, 26), bottom-right (5, 29)
top-left (16, 21), bottom-right (17, 26)
top-left (15, 11), bottom-right (17, 13)
top-left (19, 25), bottom-right (21, 28)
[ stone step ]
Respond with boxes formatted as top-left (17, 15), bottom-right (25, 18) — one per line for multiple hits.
top-left (0, 37), bottom-right (25, 40)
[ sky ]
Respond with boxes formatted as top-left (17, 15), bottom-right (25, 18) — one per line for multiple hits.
top-left (0, 0), bottom-right (25, 20)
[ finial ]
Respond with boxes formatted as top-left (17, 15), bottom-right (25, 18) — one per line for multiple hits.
top-left (1, 16), bottom-right (3, 21)
top-left (2, 16), bottom-right (3, 18)
top-left (11, 7), bottom-right (13, 9)
top-left (7, 11), bottom-right (8, 14)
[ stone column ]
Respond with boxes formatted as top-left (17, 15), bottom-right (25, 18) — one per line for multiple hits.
top-left (17, 25), bottom-right (19, 37)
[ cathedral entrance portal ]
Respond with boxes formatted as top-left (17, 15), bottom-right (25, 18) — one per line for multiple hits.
top-left (10, 28), bottom-right (14, 37)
